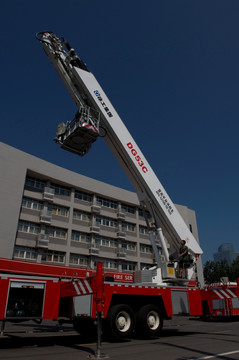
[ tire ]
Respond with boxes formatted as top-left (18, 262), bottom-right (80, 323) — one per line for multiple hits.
top-left (136, 304), bottom-right (163, 338)
top-left (106, 304), bottom-right (135, 339)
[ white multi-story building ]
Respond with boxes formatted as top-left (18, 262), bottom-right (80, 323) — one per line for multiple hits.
top-left (0, 142), bottom-right (202, 281)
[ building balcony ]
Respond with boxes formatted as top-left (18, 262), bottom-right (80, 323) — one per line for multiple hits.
top-left (36, 234), bottom-right (49, 249)
top-left (117, 248), bottom-right (126, 259)
top-left (90, 225), bottom-right (100, 233)
top-left (117, 211), bottom-right (126, 220)
top-left (42, 187), bottom-right (54, 201)
top-left (89, 243), bottom-right (100, 255)
top-left (91, 204), bottom-right (101, 213)
top-left (116, 231), bottom-right (126, 239)
top-left (40, 210), bottom-right (52, 224)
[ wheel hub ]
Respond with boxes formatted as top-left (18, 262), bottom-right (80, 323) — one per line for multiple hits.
top-left (116, 311), bottom-right (131, 332)
top-left (147, 311), bottom-right (159, 330)
top-left (117, 316), bottom-right (126, 329)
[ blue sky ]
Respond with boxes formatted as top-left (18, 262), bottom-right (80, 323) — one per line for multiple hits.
top-left (1, 1), bottom-right (239, 263)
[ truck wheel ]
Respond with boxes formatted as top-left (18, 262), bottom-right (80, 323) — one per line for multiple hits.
top-left (106, 304), bottom-right (135, 339)
top-left (136, 304), bottom-right (163, 338)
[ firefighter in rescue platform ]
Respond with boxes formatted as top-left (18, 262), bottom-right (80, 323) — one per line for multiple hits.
top-left (178, 240), bottom-right (190, 278)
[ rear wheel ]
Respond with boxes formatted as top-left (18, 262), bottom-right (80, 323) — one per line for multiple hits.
top-left (136, 304), bottom-right (163, 338)
top-left (106, 304), bottom-right (135, 339)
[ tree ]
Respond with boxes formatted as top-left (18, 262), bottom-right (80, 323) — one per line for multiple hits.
top-left (230, 256), bottom-right (239, 282)
top-left (203, 259), bottom-right (230, 284)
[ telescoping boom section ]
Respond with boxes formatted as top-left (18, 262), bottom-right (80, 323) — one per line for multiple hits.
top-left (36, 31), bottom-right (203, 283)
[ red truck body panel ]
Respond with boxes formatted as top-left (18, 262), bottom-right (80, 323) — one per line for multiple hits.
top-left (1, 258), bottom-right (238, 325)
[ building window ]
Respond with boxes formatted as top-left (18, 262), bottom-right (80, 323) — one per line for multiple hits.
top-left (140, 263), bottom-right (152, 270)
top-left (94, 258), bottom-right (117, 270)
top-left (122, 241), bottom-right (136, 251)
top-left (96, 197), bottom-right (117, 209)
top-left (121, 204), bottom-right (135, 214)
top-left (25, 176), bottom-right (46, 190)
top-left (73, 209), bottom-right (91, 222)
top-left (96, 216), bottom-right (117, 228)
top-left (75, 190), bottom-right (92, 202)
top-left (70, 254), bottom-right (89, 266)
top-left (22, 197), bottom-right (43, 211)
top-left (140, 244), bottom-right (153, 254)
top-left (122, 261), bottom-right (136, 271)
top-left (50, 183), bottom-right (71, 196)
top-left (13, 246), bottom-right (37, 260)
top-left (138, 209), bottom-right (150, 219)
top-left (18, 221), bottom-right (40, 234)
top-left (138, 209), bottom-right (144, 217)
top-left (71, 230), bottom-right (90, 243)
top-left (42, 250), bottom-right (65, 264)
top-left (45, 226), bottom-right (67, 239)
top-left (122, 222), bottom-right (136, 232)
top-left (95, 236), bottom-right (117, 248)
top-left (139, 225), bottom-right (149, 235)
top-left (48, 204), bottom-right (69, 217)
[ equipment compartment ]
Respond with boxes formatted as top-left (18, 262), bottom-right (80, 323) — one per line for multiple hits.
top-left (6, 281), bottom-right (45, 319)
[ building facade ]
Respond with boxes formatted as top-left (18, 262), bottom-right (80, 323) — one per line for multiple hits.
top-left (213, 243), bottom-right (239, 266)
top-left (0, 142), bottom-right (203, 281)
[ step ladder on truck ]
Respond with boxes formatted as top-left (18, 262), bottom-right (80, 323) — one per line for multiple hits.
top-left (35, 31), bottom-right (204, 339)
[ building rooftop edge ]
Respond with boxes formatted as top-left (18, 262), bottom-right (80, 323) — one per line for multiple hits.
top-left (0, 141), bottom-right (139, 204)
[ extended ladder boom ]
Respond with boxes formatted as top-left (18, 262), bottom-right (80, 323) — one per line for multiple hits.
top-left (36, 32), bottom-right (202, 267)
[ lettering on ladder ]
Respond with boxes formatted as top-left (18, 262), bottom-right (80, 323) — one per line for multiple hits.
top-left (126, 142), bottom-right (148, 174)
top-left (93, 90), bottom-right (113, 118)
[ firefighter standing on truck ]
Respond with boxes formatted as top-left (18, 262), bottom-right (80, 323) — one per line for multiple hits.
top-left (178, 240), bottom-right (190, 278)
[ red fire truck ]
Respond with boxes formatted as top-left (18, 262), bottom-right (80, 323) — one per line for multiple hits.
top-left (0, 31), bottom-right (238, 340)
top-left (0, 255), bottom-right (202, 339)
top-left (35, 31), bottom-right (203, 338)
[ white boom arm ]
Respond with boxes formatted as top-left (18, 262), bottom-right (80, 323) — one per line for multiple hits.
top-left (36, 32), bottom-right (203, 267)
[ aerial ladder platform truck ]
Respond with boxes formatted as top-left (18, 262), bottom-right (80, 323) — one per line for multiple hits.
top-left (0, 31), bottom-right (238, 340)
top-left (4, 31), bottom-right (238, 340)
top-left (2, 30), bottom-right (239, 339)
top-left (34, 31), bottom-right (204, 338)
